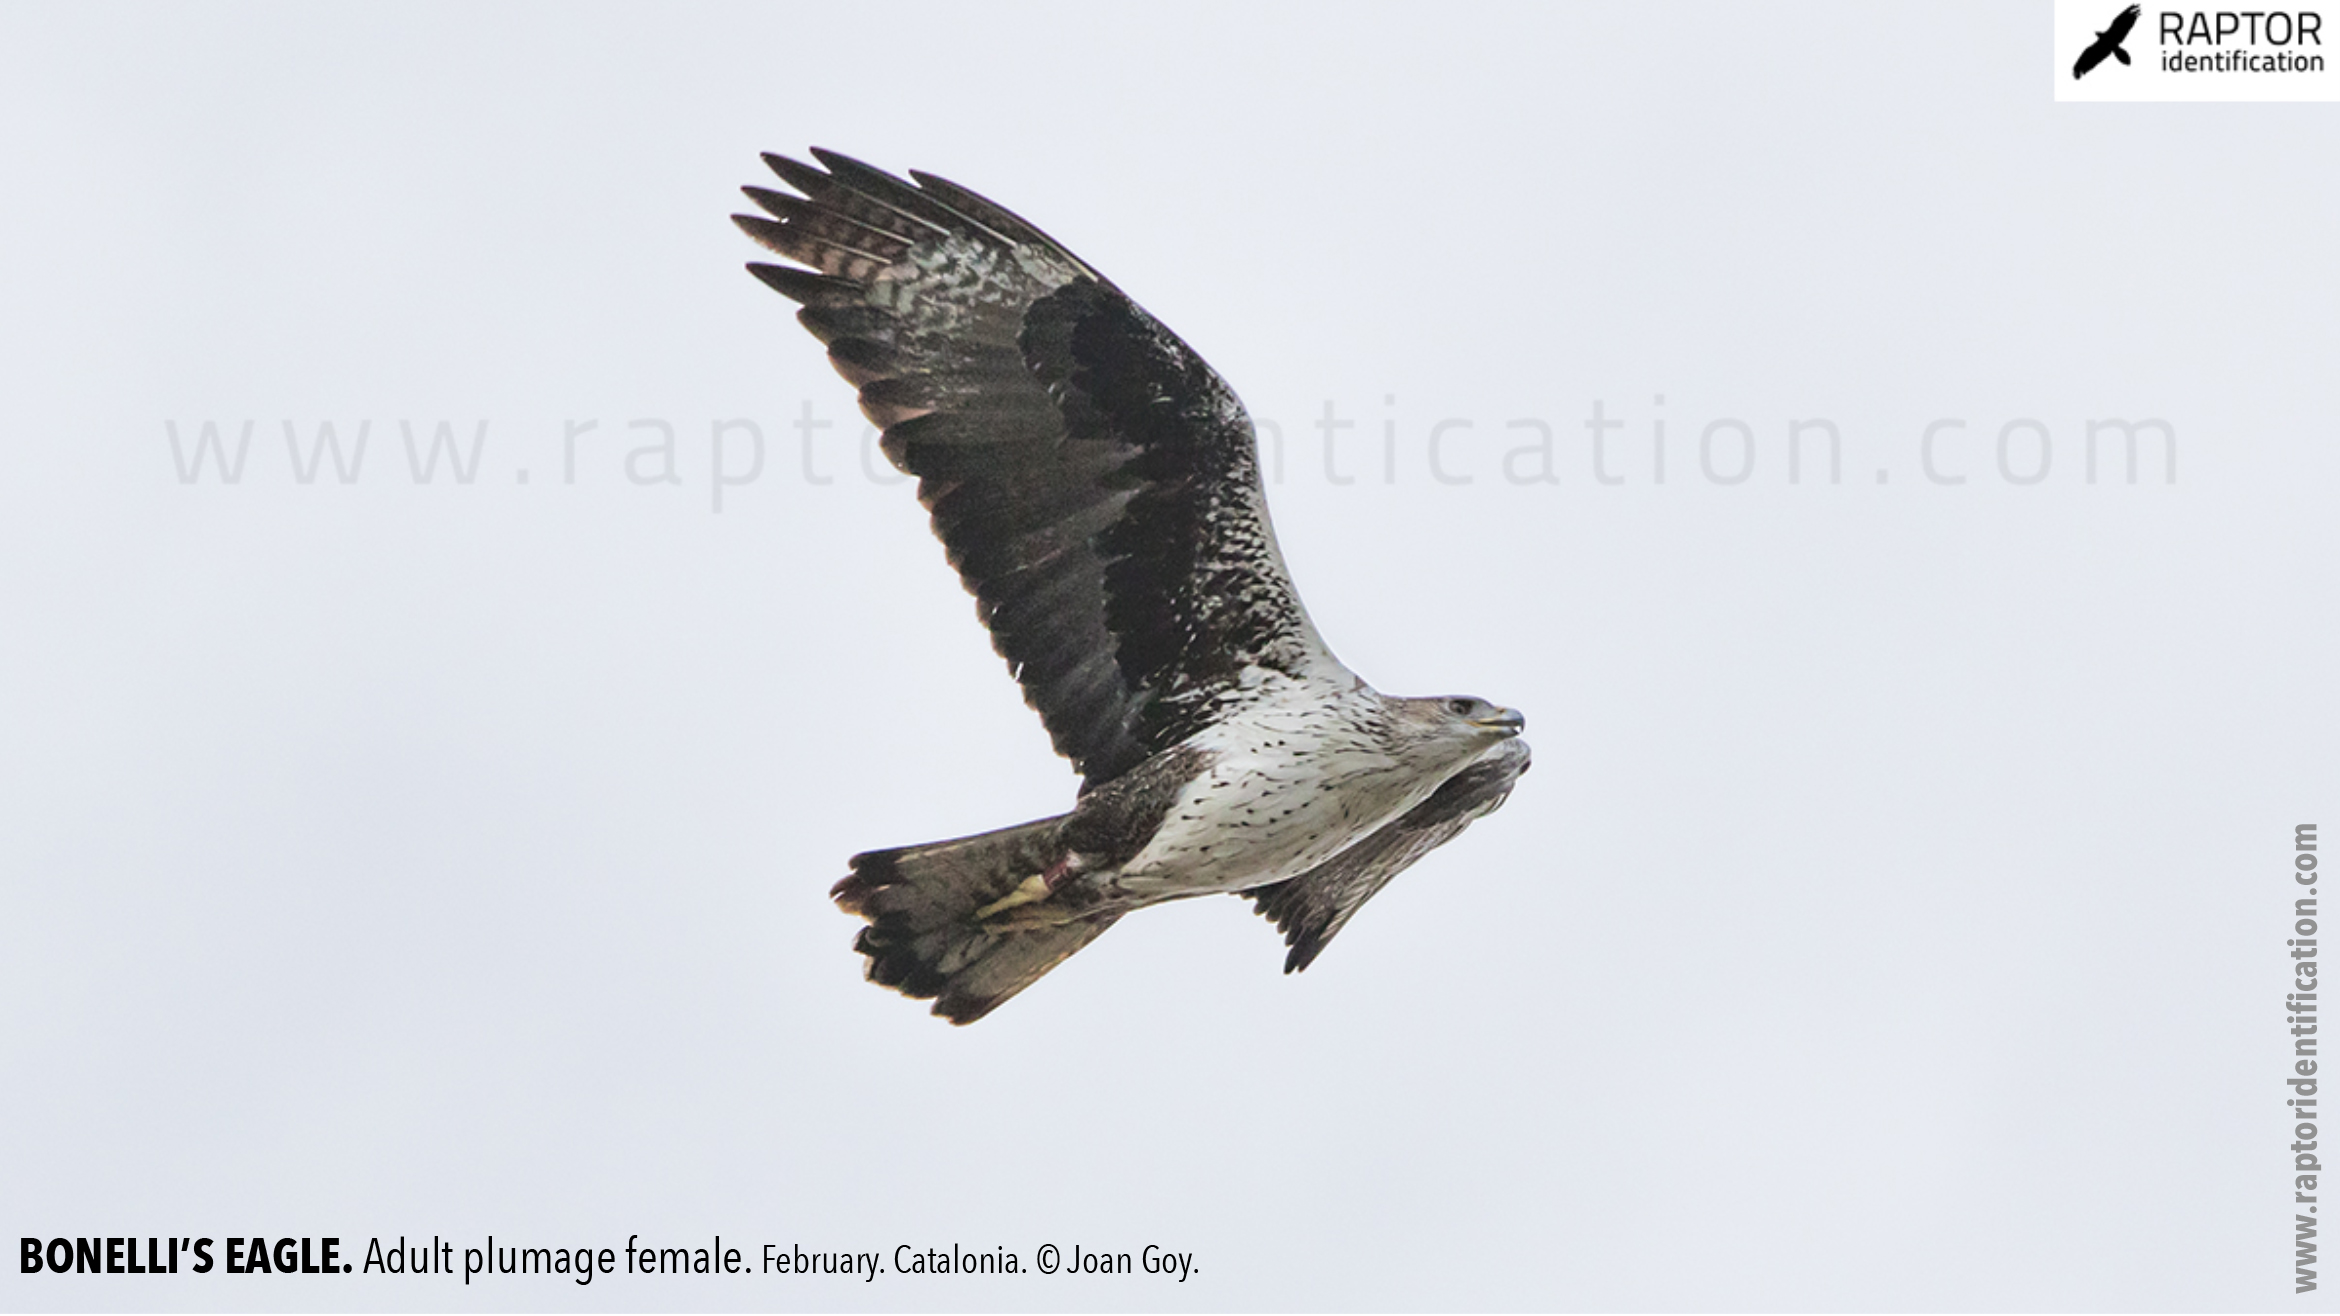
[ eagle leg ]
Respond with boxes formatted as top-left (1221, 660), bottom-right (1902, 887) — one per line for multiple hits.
top-left (972, 855), bottom-right (1080, 920)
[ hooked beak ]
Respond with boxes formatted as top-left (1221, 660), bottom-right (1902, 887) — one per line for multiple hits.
top-left (1470, 706), bottom-right (1526, 736)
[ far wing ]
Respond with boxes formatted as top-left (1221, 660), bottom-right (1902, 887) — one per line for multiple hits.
top-left (1244, 739), bottom-right (1530, 973)
top-left (2107, 4), bottom-right (2140, 41)
top-left (736, 151), bottom-right (1343, 787)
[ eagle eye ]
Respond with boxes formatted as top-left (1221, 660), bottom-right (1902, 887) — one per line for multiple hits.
top-left (1446, 697), bottom-right (1475, 716)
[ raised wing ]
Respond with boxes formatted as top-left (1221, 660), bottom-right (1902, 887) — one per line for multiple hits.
top-left (1245, 739), bottom-right (1530, 973)
top-left (736, 150), bottom-right (1341, 786)
top-left (2105, 4), bottom-right (2140, 42)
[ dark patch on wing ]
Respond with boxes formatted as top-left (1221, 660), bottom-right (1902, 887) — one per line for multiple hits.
top-left (736, 150), bottom-right (1336, 786)
top-left (1019, 282), bottom-right (1330, 753)
top-left (1245, 740), bottom-right (1530, 973)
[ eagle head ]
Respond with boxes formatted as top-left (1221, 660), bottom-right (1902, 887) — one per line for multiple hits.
top-left (1393, 693), bottom-right (1527, 749)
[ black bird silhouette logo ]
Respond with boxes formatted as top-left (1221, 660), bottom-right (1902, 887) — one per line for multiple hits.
top-left (2074, 4), bottom-right (2142, 78)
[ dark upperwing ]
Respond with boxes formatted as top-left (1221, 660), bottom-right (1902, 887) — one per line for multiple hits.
top-left (735, 151), bottom-right (1344, 788)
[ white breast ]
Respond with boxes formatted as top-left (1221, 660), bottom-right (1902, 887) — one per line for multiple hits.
top-left (1110, 674), bottom-right (1451, 899)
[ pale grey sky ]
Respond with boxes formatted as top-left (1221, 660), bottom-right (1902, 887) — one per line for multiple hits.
top-left (3, 2), bottom-right (2336, 1310)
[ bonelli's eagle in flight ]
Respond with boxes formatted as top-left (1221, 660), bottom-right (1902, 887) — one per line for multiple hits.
top-left (735, 150), bottom-right (1529, 1023)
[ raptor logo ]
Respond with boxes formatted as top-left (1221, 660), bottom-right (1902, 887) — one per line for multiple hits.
top-left (2074, 3), bottom-right (2144, 77)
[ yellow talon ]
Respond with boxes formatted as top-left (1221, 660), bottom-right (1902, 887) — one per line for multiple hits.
top-left (975, 873), bottom-right (1052, 920)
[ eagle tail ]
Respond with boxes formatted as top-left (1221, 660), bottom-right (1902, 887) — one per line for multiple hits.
top-left (2114, 45), bottom-right (2131, 64)
top-left (831, 816), bottom-right (1118, 1024)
